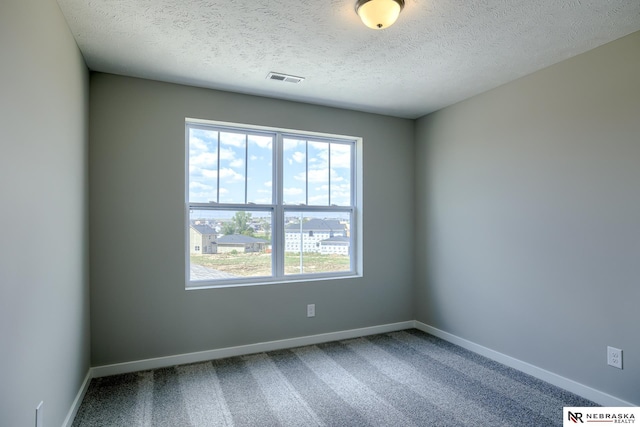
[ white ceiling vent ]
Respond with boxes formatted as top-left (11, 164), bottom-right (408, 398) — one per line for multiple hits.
top-left (266, 72), bottom-right (305, 84)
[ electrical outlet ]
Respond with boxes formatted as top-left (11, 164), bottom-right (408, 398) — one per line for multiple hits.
top-left (307, 304), bottom-right (315, 318)
top-left (36, 401), bottom-right (43, 427)
top-left (607, 346), bottom-right (623, 369)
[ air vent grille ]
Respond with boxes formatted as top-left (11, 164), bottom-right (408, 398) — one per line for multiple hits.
top-left (266, 72), bottom-right (305, 84)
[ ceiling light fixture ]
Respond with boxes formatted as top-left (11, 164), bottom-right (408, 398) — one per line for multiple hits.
top-left (355, 0), bottom-right (404, 30)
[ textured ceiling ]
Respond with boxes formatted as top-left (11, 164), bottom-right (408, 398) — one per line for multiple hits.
top-left (56, 0), bottom-right (640, 119)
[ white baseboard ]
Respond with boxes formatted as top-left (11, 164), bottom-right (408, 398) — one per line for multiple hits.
top-left (413, 321), bottom-right (635, 407)
top-left (91, 321), bottom-right (414, 378)
top-left (62, 369), bottom-right (92, 427)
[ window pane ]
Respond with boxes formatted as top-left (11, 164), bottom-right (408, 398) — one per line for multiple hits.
top-left (308, 141), bottom-right (329, 206)
top-left (190, 209), bottom-right (272, 281)
top-left (247, 135), bottom-right (273, 204)
top-left (284, 211), bottom-right (351, 275)
top-left (188, 128), bottom-right (218, 203)
top-left (218, 132), bottom-right (246, 204)
top-left (330, 143), bottom-right (352, 206)
top-left (187, 121), bottom-right (357, 287)
top-left (283, 138), bottom-right (306, 205)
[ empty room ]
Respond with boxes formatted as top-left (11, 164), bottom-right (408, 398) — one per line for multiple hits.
top-left (1, 0), bottom-right (639, 426)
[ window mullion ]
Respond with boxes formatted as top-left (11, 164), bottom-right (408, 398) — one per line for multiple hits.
top-left (274, 132), bottom-right (284, 278)
top-left (351, 142), bottom-right (356, 207)
top-left (216, 131), bottom-right (220, 204)
top-left (305, 140), bottom-right (309, 206)
top-left (328, 143), bottom-right (332, 206)
top-left (244, 134), bottom-right (248, 204)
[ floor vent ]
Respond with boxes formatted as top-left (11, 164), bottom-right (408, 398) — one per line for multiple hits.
top-left (266, 72), bottom-right (305, 84)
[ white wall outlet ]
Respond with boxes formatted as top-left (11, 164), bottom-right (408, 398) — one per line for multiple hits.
top-left (307, 304), bottom-right (315, 317)
top-left (607, 346), bottom-right (623, 369)
top-left (36, 401), bottom-right (43, 427)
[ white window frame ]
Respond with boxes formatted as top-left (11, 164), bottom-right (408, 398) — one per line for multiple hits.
top-left (185, 118), bottom-right (363, 289)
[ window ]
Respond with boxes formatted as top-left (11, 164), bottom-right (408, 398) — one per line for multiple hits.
top-left (186, 119), bottom-right (360, 288)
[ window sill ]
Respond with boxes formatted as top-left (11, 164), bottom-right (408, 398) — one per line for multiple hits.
top-left (186, 272), bottom-right (362, 290)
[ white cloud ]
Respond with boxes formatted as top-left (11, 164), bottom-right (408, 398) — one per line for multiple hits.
top-left (330, 145), bottom-right (351, 169)
top-left (189, 152), bottom-right (217, 168)
top-left (308, 169), bottom-right (328, 183)
top-left (332, 182), bottom-right (351, 192)
top-left (330, 183), bottom-right (351, 205)
top-left (309, 141), bottom-right (326, 150)
top-left (190, 182), bottom-right (214, 191)
top-left (230, 159), bottom-right (244, 168)
top-left (219, 167), bottom-right (244, 182)
top-left (249, 135), bottom-right (273, 149)
top-left (219, 147), bottom-right (237, 161)
top-left (330, 168), bottom-right (346, 182)
top-left (307, 183), bottom-right (351, 205)
top-left (201, 169), bottom-right (218, 179)
top-left (284, 187), bottom-right (303, 196)
top-left (307, 194), bottom-right (328, 205)
top-left (220, 132), bottom-right (245, 147)
top-left (188, 181), bottom-right (216, 202)
top-left (291, 151), bottom-right (305, 163)
top-left (308, 143), bottom-right (328, 164)
top-left (251, 196), bottom-right (272, 204)
top-left (283, 139), bottom-right (304, 151)
top-left (189, 136), bottom-right (209, 153)
top-left (294, 169), bottom-right (328, 183)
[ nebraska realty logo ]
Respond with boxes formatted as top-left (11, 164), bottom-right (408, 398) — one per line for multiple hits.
top-left (564, 407), bottom-right (639, 425)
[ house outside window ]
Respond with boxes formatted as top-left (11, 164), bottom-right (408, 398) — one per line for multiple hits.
top-left (190, 224), bottom-right (217, 254)
top-left (186, 119), bottom-right (361, 288)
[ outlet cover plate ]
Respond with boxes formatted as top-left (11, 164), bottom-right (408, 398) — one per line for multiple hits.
top-left (607, 346), bottom-right (623, 369)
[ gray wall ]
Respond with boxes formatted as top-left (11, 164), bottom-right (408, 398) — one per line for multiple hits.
top-left (0, 0), bottom-right (90, 426)
top-left (415, 31), bottom-right (640, 404)
top-left (89, 74), bottom-right (415, 366)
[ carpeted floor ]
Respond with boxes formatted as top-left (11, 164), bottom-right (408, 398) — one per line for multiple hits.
top-left (72, 329), bottom-right (597, 426)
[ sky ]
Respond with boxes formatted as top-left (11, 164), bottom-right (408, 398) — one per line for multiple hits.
top-left (188, 126), bottom-right (352, 207)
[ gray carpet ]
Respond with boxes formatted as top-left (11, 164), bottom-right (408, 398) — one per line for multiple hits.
top-left (72, 329), bottom-right (597, 426)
